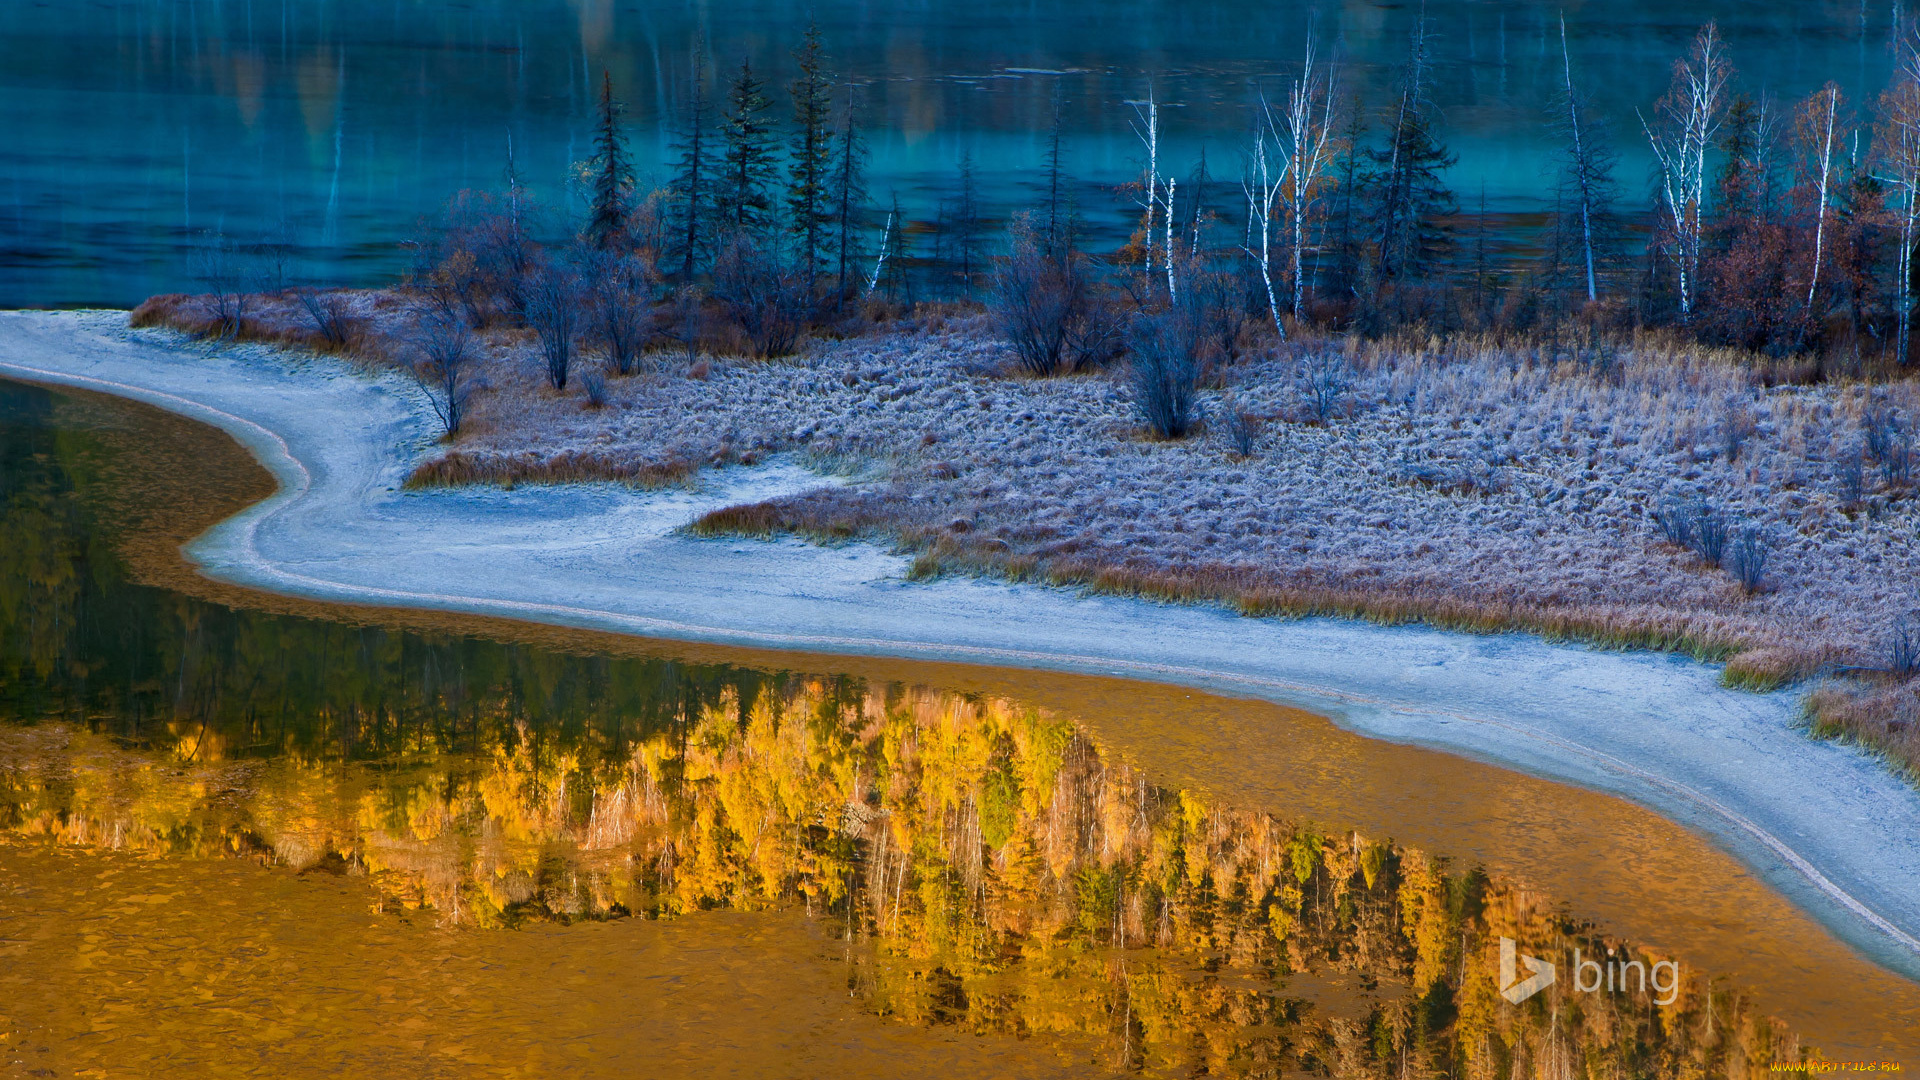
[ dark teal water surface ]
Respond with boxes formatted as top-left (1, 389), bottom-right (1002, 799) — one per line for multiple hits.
top-left (0, 2), bottom-right (1899, 305)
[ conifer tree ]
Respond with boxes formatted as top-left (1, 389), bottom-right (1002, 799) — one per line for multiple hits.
top-left (1367, 17), bottom-right (1456, 280)
top-left (787, 22), bottom-right (835, 277)
top-left (718, 58), bottom-right (777, 235)
top-left (830, 85), bottom-right (869, 298)
top-left (586, 71), bottom-right (635, 250)
top-left (669, 40), bottom-right (714, 279)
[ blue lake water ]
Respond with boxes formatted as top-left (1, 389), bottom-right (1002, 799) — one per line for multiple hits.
top-left (0, 0), bottom-right (1900, 306)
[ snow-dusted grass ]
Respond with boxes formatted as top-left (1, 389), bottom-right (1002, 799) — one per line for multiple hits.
top-left (136, 289), bottom-right (1920, 776)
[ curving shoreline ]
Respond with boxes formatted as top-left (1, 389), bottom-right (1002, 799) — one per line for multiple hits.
top-left (5, 308), bottom-right (1920, 983)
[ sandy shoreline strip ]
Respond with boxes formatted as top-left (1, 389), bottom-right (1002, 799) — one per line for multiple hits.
top-left (5, 307), bottom-right (1920, 980)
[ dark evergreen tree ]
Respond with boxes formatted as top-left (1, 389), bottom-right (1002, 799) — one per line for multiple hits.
top-left (1367, 19), bottom-right (1456, 280)
top-left (586, 71), bottom-right (635, 250)
top-left (718, 58), bottom-right (778, 235)
top-left (1045, 83), bottom-right (1067, 255)
top-left (669, 39), bottom-right (714, 280)
top-left (787, 22), bottom-right (835, 278)
top-left (830, 85), bottom-right (869, 298)
top-left (952, 151), bottom-right (982, 294)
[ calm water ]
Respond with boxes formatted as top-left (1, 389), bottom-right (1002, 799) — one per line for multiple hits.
top-left (2, 377), bottom-right (1919, 1071)
top-left (0, 1), bottom-right (1903, 307)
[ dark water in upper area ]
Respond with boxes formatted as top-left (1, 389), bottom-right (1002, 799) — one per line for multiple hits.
top-left (0, 1), bottom-right (1904, 307)
top-left (2, 377), bottom-right (1919, 1069)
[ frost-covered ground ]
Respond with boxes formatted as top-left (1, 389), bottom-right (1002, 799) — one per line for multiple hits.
top-left (436, 312), bottom-right (1920, 750)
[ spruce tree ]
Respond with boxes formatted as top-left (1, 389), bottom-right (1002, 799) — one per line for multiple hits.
top-left (586, 71), bottom-right (635, 250)
top-left (830, 85), bottom-right (869, 298)
top-left (669, 40), bottom-right (714, 279)
top-left (718, 58), bottom-right (777, 236)
top-left (1367, 19), bottom-right (1456, 280)
top-left (787, 22), bottom-right (835, 277)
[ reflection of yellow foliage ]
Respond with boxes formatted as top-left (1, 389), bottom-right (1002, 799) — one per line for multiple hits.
top-left (0, 678), bottom-right (1800, 1076)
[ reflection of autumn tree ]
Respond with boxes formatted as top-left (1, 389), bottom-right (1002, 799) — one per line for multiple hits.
top-left (2, 682), bottom-right (1804, 1078)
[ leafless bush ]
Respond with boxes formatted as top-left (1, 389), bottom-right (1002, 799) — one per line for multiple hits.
top-left (580, 367), bottom-right (609, 407)
top-left (409, 313), bottom-right (475, 437)
top-left (1866, 406), bottom-right (1914, 487)
top-left (189, 232), bottom-right (252, 339)
top-left (1691, 503), bottom-right (1729, 566)
top-left (293, 287), bottom-right (357, 350)
top-left (586, 249), bottom-right (653, 375)
top-left (1651, 500), bottom-right (1695, 548)
top-left (1297, 351), bottom-right (1349, 425)
top-left (711, 235), bottom-right (808, 358)
top-left (1223, 398), bottom-right (1265, 457)
top-left (1841, 448), bottom-right (1867, 507)
top-left (991, 221), bottom-right (1104, 377)
top-left (1727, 525), bottom-right (1768, 594)
top-left (662, 285), bottom-right (707, 363)
top-left (1891, 613), bottom-right (1920, 676)
top-left (525, 260), bottom-right (581, 389)
top-left (435, 192), bottom-right (538, 323)
top-left (1128, 307), bottom-right (1203, 439)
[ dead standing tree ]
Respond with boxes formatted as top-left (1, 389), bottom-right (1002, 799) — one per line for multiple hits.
top-left (1555, 16), bottom-right (1617, 304)
top-left (1130, 88), bottom-right (1178, 300)
top-left (1242, 42), bottom-right (1338, 340)
top-left (1639, 23), bottom-right (1733, 319)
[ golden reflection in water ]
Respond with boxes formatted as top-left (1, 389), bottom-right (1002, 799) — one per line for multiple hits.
top-left (0, 845), bottom-right (1098, 1079)
top-left (6, 376), bottom-right (1920, 1068)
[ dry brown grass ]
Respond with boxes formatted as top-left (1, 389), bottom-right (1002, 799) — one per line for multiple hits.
top-left (1804, 679), bottom-right (1920, 777)
top-left (405, 449), bottom-right (699, 490)
top-left (130, 290), bottom-right (380, 360)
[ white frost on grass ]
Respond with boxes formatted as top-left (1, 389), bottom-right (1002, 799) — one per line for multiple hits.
top-left (2, 308), bottom-right (1920, 982)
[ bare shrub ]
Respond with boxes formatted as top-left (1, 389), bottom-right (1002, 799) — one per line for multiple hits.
top-left (293, 287), bottom-right (357, 350)
top-left (711, 235), bottom-right (807, 358)
top-left (1840, 448), bottom-right (1867, 507)
top-left (586, 249), bottom-right (653, 375)
top-left (1223, 398), bottom-right (1265, 457)
top-left (580, 367), bottom-right (609, 407)
top-left (659, 285), bottom-right (707, 363)
top-left (1726, 525), bottom-right (1768, 593)
top-left (1650, 500), bottom-right (1695, 548)
top-left (990, 223), bottom-right (1081, 376)
top-left (1128, 307), bottom-right (1203, 439)
top-left (1297, 351), bottom-right (1349, 425)
top-left (1866, 406), bottom-right (1916, 487)
top-left (525, 260), bottom-right (581, 389)
top-left (409, 313), bottom-right (475, 437)
top-left (189, 232), bottom-right (253, 339)
top-left (1891, 614), bottom-right (1920, 676)
top-left (1690, 503), bottom-right (1729, 566)
top-left (435, 191), bottom-right (538, 323)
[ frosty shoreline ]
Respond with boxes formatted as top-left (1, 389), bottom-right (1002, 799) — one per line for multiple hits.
top-left (5, 308), bottom-right (1920, 980)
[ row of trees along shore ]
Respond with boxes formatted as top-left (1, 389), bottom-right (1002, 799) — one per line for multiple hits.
top-left (248, 18), bottom-right (1920, 423)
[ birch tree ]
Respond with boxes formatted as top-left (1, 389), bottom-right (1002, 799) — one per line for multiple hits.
top-left (1279, 43), bottom-right (1340, 321)
top-left (1130, 88), bottom-right (1178, 299)
top-left (1638, 23), bottom-right (1733, 318)
top-left (1794, 83), bottom-right (1848, 309)
top-left (1242, 102), bottom-right (1286, 336)
top-left (1877, 32), bottom-right (1920, 363)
